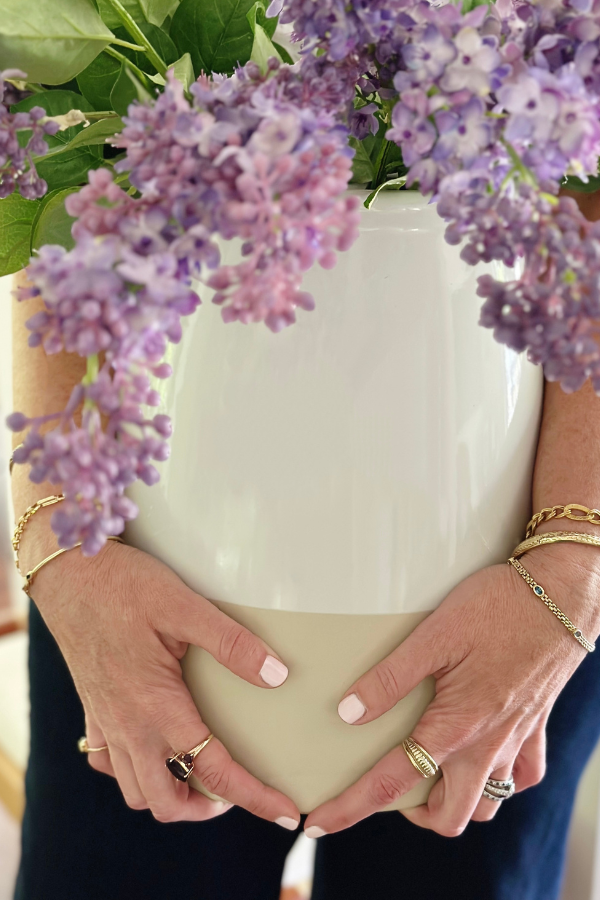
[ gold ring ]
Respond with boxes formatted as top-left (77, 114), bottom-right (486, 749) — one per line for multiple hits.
top-left (165, 734), bottom-right (214, 783)
top-left (402, 736), bottom-right (439, 778)
top-left (78, 736), bottom-right (108, 754)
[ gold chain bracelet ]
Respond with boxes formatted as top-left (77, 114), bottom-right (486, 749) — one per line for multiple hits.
top-left (12, 494), bottom-right (65, 572)
top-left (508, 557), bottom-right (595, 653)
top-left (526, 504), bottom-right (600, 539)
top-left (513, 531), bottom-right (600, 558)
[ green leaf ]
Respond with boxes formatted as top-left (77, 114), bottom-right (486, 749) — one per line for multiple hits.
top-left (171, 53), bottom-right (194, 91)
top-left (170, 0), bottom-right (256, 75)
top-left (97, 0), bottom-right (146, 29)
top-left (272, 40), bottom-right (294, 65)
top-left (12, 91), bottom-right (97, 145)
top-left (110, 62), bottom-right (140, 115)
top-left (112, 23), bottom-right (178, 73)
top-left (247, 3), bottom-right (281, 72)
top-left (0, 0), bottom-right (115, 84)
top-left (37, 147), bottom-right (104, 191)
top-left (65, 117), bottom-right (124, 150)
top-left (139, 0), bottom-right (181, 26)
top-left (349, 138), bottom-right (375, 185)
top-left (364, 176), bottom-right (408, 210)
top-left (31, 188), bottom-right (78, 252)
top-left (0, 194), bottom-right (40, 276)
top-left (77, 52), bottom-right (122, 110)
top-left (249, 1), bottom-right (277, 38)
top-left (562, 174), bottom-right (600, 193)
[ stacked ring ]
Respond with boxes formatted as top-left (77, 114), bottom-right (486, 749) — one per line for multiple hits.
top-left (483, 777), bottom-right (515, 802)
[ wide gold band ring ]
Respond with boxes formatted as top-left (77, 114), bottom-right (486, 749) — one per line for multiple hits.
top-left (165, 734), bottom-right (214, 783)
top-left (78, 736), bottom-right (108, 754)
top-left (402, 737), bottom-right (439, 779)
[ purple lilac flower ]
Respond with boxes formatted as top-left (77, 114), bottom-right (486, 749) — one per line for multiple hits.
top-left (0, 69), bottom-right (58, 199)
top-left (11, 63), bottom-right (360, 551)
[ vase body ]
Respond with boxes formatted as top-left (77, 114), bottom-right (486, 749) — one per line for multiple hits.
top-left (125, 192), bottom-right (543, 811)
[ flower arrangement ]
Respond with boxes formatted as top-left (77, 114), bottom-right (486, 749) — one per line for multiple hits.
top-left (2, 0), bottom-right (600, 554)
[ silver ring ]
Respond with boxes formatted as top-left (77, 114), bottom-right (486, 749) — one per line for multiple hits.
top-left (483, 776), bottom-right (515, 802)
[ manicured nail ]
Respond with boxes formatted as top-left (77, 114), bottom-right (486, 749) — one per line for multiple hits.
top-left (305, 825), bottom-right (327, 839)
top-left (212, 801), bottom-right (233, 813)
top-left (260, 655), bottom-right (289, 687)
top-left (275, 816), bottom-right (300, 831)
top-left (338, 693), bottom-right (366, 724)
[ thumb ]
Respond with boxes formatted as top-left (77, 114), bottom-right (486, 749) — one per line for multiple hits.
top-left (337, 617), bottom-right (442, 725)
top-left (169, 589), bottom-right (289, 690)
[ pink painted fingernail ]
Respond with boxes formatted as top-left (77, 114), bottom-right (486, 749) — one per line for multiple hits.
top-left (260, 655), bottom-right (289, 687)
top-left (275, 816), bottom-right (300, 831)
top-left (338, 693), bottom-right (366, 724)
top-left (305, 825), bottom-right (327, 839)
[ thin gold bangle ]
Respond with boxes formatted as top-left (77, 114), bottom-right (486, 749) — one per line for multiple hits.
top-left (507, 557), bottom-right (595, 653)
top-left (23, 535), bottom-right (125, 595)
top-left (513, 531), bottom-right (600, 558)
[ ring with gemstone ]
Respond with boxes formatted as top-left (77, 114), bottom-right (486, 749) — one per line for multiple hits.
top-left (482, 776), bottom-right (515, 802)
top-left (165, 734), bottom-right (214, 782)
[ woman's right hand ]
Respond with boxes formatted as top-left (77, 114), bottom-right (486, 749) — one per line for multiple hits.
top-left (28, 535), bottom-right (301, 829)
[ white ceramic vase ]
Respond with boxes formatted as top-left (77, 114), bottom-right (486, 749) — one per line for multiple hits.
top-left (125, 191), bottom-right (544, 812)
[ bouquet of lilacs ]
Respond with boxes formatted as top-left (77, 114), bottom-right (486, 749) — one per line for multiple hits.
top-left (2, 0), bottom-right (600, 554)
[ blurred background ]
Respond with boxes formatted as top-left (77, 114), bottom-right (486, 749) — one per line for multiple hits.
top-left (1, 270), bottom-right (600, 899)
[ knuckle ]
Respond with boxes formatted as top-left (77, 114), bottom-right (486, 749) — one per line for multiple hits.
top-left (126, 797), bottom-right (149, 812)
top-left (373, 661), bottom-right (401, 706)
top-left (197, 760), bottom-right (230, 798)
top-left (151, 805), bottom-right (180, 824)
top-left (218, 623), bottom-right (258, 669)
top-left (369, 771), bottom-right (407, 807)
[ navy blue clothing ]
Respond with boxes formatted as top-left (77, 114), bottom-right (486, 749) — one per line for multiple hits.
top-left (15, 600), bottom-right (600, 900)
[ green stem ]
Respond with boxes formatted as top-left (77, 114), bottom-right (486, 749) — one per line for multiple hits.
top-left (103, 0), bottom-right (167, 75)
top-left (105, 46), bottom-right (151, 88)
top-left (371, 139), bottom-right (393, 190)
top-left (82, 354), bottom-right (99, 387)
top-left (110, 38), bottom-right (146, 51)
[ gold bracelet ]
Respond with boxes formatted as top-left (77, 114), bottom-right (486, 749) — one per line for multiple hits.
top-left (9, 442), bottom-right (24, 475)
top-left (12, 495), bottom-right (65, 572)
top-left (526, 504), bottom-right (600, 539)
top-left (513, 531), bottom-right (600, 558)
top-left (507, 557), bottom-right (595, 653)
top-left (23, 535), bottom-right (125, 595)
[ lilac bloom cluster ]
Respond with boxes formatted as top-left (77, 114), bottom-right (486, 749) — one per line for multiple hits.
top-left (0, 69), bottom-right (59, 199)
top-left (278, 0), bottom-right (600, 391)
top-left (10, 63), bottom-right (360, 552)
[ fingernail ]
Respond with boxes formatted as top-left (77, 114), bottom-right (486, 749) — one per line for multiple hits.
top-left (338, 693), bottom-right (366, 724)
top-left (212, 801), bottom-right (233, 813)
top-left (305, 825), bottom-right (327, 839)
top-left (260, 655), bottom-right (289, 687)
top-left (275, 816), bottom-right (300, 831)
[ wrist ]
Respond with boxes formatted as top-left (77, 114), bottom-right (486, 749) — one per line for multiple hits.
top-left (516, 542), bottom-right (600, 640)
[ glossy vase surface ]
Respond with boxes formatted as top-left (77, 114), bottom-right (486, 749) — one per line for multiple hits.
top-left (125, 192), bottom-right (543, 811)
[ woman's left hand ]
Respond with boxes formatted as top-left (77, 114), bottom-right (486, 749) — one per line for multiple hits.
top-left (304, 549), bottom-right (600, 838)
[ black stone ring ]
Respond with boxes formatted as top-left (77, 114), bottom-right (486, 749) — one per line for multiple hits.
top-left (165, 734), bottom-right (214, 782)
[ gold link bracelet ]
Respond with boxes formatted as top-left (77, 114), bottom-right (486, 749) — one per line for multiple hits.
top-left (12, 494), bottom-right (65, 572)
top-left (508, 557), bottom-right (595, 653)
top-left (526, 504), bottom-right (600, 539)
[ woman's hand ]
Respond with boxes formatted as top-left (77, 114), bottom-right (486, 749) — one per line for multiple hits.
top-left (304, 548), bottom-right (600, 838)
top-left (30, 536), bottom-right (301, 829)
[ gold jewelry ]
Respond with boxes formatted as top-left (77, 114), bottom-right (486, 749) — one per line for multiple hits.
top-left (23, 535), bottom-right (125, 595)
top-left (513, 531), bottom-right (600, 558)
top-left (526, 504), bottom-right (600, 539)
top-left (483, 776), bottom-right (515, 802)
top-left (12, 494), bottom-right (65, 571)
top-left (78, 737), bottom-right (108, 754)
top-left (9, 442), bottom-right (24, 475)
top-left (508, 556), bottom-right (595, 653)
top-left (402, 737), bottom-right (439, 779)
top-left (166, 734), bottom-right (215, 782)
